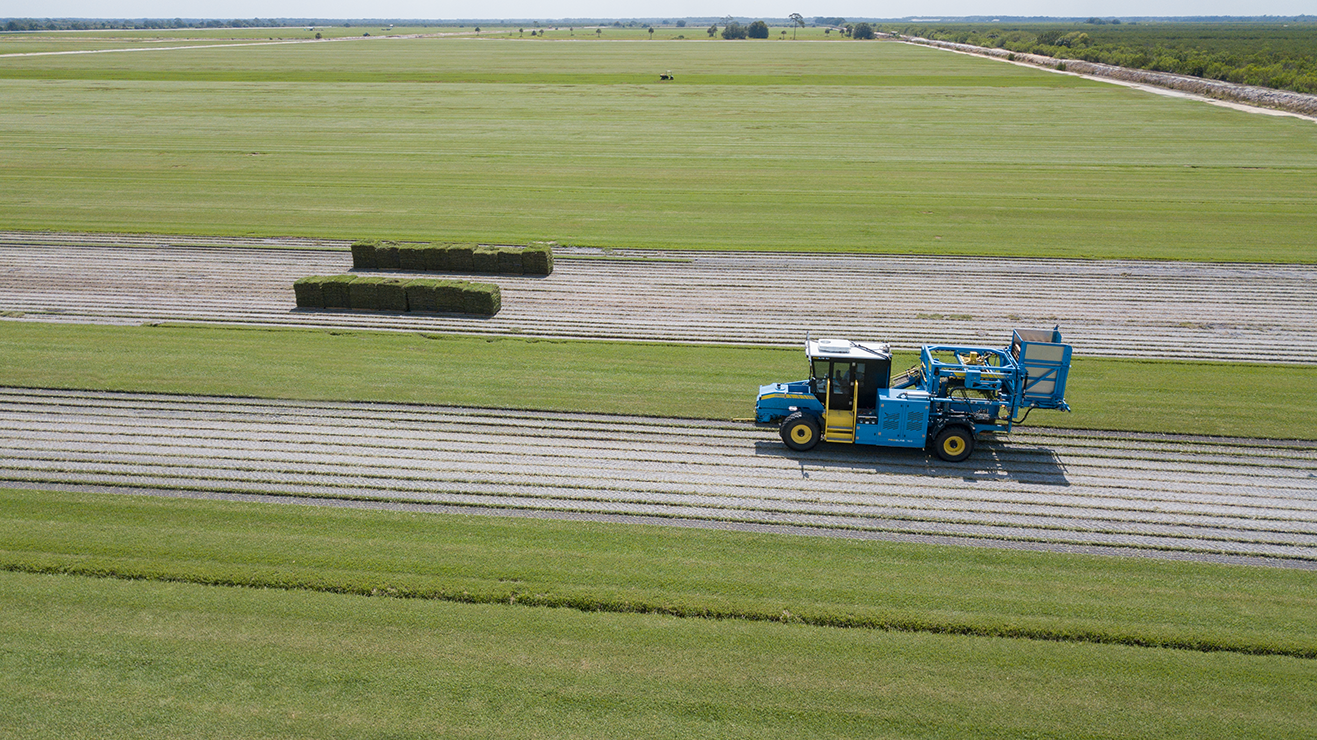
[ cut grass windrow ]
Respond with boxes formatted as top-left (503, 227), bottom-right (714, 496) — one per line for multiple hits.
top-left (5, 558), bottom-right (1313, 660)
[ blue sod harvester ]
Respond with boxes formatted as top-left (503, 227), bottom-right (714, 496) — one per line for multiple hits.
top-left (755, 328), bottom-right (1072, 462)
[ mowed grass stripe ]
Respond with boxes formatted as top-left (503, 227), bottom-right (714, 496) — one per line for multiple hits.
top-left (2, 487), bottom-right (1315, 661)
top-left (1, 40), bottom-right (1314, 259)
top-left (0, 37), bottom-right (1099, 84)
top-left (3, 323), bottom-right (1317, 439)
top-left (3, 569), bottom-right (1314, 739)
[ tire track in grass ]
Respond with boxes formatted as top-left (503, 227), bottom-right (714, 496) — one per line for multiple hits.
top-left (2, 387), bottom-right (1314, 568)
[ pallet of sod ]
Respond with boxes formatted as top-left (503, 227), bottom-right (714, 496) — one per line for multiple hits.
top-left (351, 241), bottom-right (551, 276)
top-left (294, 275), bottom-right (499, 316)
top-left (292, 275), bottom-right (329, 308)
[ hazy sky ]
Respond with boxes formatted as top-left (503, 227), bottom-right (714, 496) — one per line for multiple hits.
top-left (5, 0), bottom-right (1313, 20)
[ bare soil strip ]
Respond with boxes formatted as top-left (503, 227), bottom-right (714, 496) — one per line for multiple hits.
top-left (2, 233), bottom-right (1314, 363)
top-left (4, 387), bottom-right (1313, 568)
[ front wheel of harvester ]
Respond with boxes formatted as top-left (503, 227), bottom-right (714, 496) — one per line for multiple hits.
top-left (933, 426), bottom-right (974, 462)
top-left (780, 412), bottom-right (819, 451)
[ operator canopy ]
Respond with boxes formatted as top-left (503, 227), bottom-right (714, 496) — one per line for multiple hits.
top-left (807, 338), bottom-right (891, 361)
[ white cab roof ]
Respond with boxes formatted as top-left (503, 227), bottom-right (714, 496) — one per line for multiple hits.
top-left (807, 338), bottom-right (891, 361)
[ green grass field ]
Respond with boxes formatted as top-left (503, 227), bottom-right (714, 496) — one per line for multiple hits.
top-left (4, 33), bottom-right (1316, 737)
top-left (3, 322), bottom-right (1315, 438)
top-left (2, 37), bottom-right (1315, 260)
top-left (0, 26), bottom-right (492, 55)
top-left (1, 489), bottom-right (1313, 738)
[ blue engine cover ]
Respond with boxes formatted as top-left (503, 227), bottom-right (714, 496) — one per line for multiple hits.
top-left (755, 381), bottom-right (823, 423)
top-left (856, 389), bottom-right (931, 447)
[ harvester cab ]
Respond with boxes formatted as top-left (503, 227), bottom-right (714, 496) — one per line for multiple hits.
top-left (755, 328), bottom-right (1072, 462)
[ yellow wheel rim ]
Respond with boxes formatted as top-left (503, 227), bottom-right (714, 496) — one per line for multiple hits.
top-left (790, 424), bottom-right (814, 444)
top-left (942, 435), bottom-right (965, 455)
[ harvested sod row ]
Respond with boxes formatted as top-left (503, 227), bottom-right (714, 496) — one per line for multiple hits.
top-left (4, 387), bottom-right (1312, 565)
top-left (352, 240), bottom-right (553, 276)
top-left (293, 275), bottom-right (500, 316)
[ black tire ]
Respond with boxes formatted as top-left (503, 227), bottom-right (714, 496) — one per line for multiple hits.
top-left (780, 412), bottom-right (820, 451)
top-left (933, 426), bottom-right (975, 462)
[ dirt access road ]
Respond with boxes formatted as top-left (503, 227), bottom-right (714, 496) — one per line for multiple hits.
top-left (3, 388), bottom-right (1314, 568)
top-left (3, 232), bottom-right (1314, 363)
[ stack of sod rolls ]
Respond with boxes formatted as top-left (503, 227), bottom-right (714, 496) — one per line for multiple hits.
top-left (351, 241), bottom-right (552, 276)
top-left (294, 276), bottom-right (500, 316)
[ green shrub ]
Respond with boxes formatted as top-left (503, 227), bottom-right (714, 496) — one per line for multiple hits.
top-left (348, 276), bottom-right (383, 310)
top-left (377, 278), bottom-right (409, 311)
top-left (292, 276), bottom-right (326, 308)
top-left (350, 240), bottom-right (378, 269)
top-left (320, 275), bottom-right (358, 309)
top-left (374, 241), bottom-right (400, 269)
top-left (397, 244), bottom-right (427, 271)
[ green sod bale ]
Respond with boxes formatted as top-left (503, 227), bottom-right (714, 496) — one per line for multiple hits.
top-left (397, 244), bottom-right (427, 271)
top-left (441, 244), bottom-right (465, 271)
top-left (378, 278), bottom-right (409, 311)
top-left (292, 276), bottom-right (326, 308)
top-left (348, 276), bottom-right (383, 310)
top-left (374, 242), bottom-right (400, 269)
top-left (433, 280), bottom-right (464, 312)
top-left (423, 244), bottom-right (448, 273)
top-left (350, 240), bottom-right (378, 269)
top-left (497, 248), bottom-right (524, 275)
top-left (462, 282), bottom-right (502, 316)
top-left (472, 246), bottom-right (500, 274)
top-left (449, 244), bottom-right (475, 273)
top-left (521, 245), bottom-right (554, 275)
top-left (404, 279), bottom-right (437, 313)
top-left (320, 275), bottom-right (358, 309)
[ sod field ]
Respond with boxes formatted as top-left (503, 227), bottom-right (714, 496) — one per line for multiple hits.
top-left (2, 36), bottom-right (1315, 260)
top-left (3, 31), bottom-right (1315, 737)
top-left (1, 488), bottom-right (1314, 738)
top-left (2, 322), bottom-right (1316, 438)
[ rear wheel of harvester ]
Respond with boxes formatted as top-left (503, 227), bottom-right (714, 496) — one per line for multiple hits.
top-left (780, 412), bottom-right (819, 451)
top-left (933, 426), bottom-right (974, 462)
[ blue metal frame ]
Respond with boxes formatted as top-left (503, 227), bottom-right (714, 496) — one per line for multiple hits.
top-left (755, 329), bottom-right (1072, 449)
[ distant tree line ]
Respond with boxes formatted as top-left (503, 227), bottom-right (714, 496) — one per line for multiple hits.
top-left (707, 17), bottom-right (871, 40)
top-left (887, 21), bottom-right (1317, 94)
